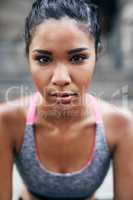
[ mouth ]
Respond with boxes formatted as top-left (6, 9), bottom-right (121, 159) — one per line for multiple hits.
top-left (48, 91), bottom-right (78, 104)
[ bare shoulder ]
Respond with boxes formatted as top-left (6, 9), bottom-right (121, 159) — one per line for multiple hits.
top-left (98, 98), bottom-right (133, 153)
top-left (98, 100), bottom-right (133, 198)
top-left (0, 95), bottom-right (32, 153)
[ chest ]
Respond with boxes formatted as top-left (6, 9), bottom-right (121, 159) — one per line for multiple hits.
top-left (15, 123), bottom-right (111, 198)
top-left (34, 124), bottom-right (96, 173)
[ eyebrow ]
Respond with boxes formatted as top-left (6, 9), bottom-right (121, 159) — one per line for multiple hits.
top-left (32, 49), bottom-right (52, 55)
top-left (68, 48), bottom-right (89, 55)
top-left (32, 47), bottom-right (89, 55)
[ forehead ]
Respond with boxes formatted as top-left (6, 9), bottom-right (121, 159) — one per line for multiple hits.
top-left (30, 17), bottom-right (95, 51)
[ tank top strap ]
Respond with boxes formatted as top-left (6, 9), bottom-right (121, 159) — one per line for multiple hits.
top-left (26, 92), bottom-right (40, 125)
top-left (89, 94), bottom-right (103, 124)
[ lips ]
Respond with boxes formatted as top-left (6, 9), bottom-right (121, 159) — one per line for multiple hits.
top-left (50, 92), bottom-right (77, 97)
top-left (48, 91), bottom-right (78, 104)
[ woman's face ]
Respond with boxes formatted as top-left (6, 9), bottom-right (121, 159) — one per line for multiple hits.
top-left (29, 17), bottom-right (96, 110)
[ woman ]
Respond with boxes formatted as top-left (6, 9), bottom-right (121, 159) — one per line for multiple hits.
top-left (0, 0), bottom-right (133, 199)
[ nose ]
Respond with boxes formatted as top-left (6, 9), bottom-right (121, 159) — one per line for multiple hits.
top-left (51, 64), bottom-right (71, 86)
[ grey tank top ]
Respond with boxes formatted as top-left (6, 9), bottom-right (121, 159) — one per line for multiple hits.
top-left (15, 92), bottom-right (112, 199)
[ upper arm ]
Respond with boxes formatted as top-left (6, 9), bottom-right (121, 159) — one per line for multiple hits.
top-left (0, 106), bottom-right (17, 199)
top-left (112, 109), bottom-right (133, 200)
top-left (0, 129), bottom-right (14, 199)
top-left (0, 97), bottom-right (28, 199)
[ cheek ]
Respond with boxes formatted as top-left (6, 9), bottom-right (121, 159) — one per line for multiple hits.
top-left (30, 66), bottom-right (52, 92)
top-left (28, 56), bottom-right (51, 86)
top-left (83, 59), bottom-right (96, 88)
top-left (72, 63), bottom-right (95, 91)
top-left (75, 71), bottom-right (92, 91)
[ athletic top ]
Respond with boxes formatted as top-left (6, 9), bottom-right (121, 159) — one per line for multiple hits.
top-left (15, 92), bottom-right (112, 200)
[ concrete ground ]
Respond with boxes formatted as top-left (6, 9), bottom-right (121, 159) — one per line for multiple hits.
top-left (13, 165), bottom-right (113, 200)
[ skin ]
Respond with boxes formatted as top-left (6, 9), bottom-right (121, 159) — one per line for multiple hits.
top-left (0, 17), bottom-right (133, 200)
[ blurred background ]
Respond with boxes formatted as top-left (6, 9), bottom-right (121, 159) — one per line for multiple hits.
top-left (0, 0), bottom-right (133, 199)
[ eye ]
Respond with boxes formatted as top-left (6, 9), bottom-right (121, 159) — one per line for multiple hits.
top-left (35, 55), bottom-right (53, 65)
top-left (69, 54), bottom-right (89, 64)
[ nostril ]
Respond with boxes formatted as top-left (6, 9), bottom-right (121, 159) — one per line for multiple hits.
top-left (52, 79), bottom-right (71, 86)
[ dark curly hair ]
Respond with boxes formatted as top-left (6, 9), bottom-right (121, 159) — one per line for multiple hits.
top-left (25, 0), bottom-right (102, 56)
